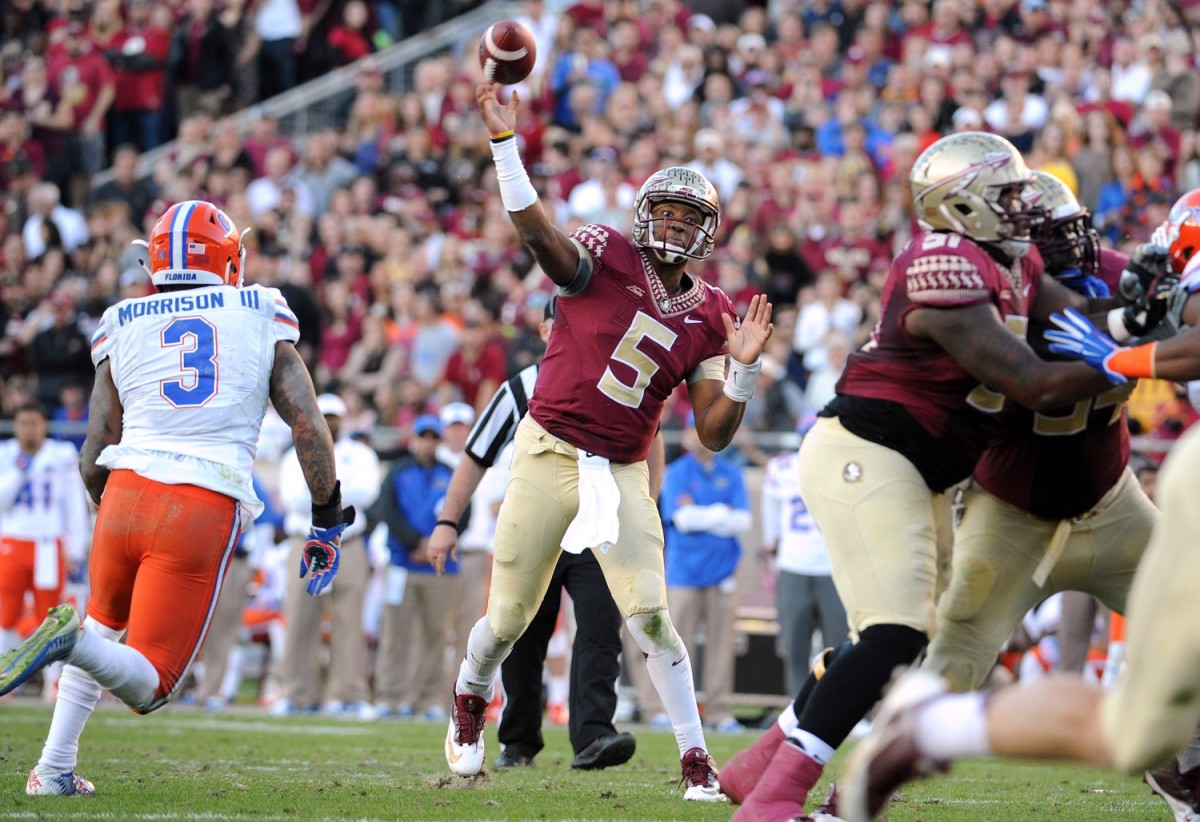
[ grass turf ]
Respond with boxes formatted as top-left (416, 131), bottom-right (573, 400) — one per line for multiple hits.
top-left (0, 701), bottom-right (1171, 820)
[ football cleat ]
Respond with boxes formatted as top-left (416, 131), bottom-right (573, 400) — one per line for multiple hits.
top-left (722, 722), bottom-right (785, 804)
top-left (445, 688), bottom-right (488, 776)
top-left (1145, 760), bottom-right (1200, 821)
top-left (26, 766), bottom-right (95, 796)
top-left (681, 747), bottom-right (725, 802)
top-left (840, 669), bottom-right (951, 822)
top-left (734, 738), bottom-right (824, 820)
top-left (0, 605), bottom-right (79, 697)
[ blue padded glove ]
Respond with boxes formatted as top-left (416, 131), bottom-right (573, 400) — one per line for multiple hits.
top-left (1057, 269), bottom-right (1111, 298)
top-left (1044, 307), bottom-right (1128, 385)
top-left (300, 481), bottom-right (357, 596)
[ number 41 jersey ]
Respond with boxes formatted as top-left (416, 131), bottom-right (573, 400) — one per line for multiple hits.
top-left (89, 284), bottom-right (300, 519)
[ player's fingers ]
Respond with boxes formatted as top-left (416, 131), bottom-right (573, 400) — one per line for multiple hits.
top-left (721, 312), bottom-right (737, 337)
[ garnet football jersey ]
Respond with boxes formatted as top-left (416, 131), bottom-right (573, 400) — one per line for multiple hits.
top-left (529, 225), bottom-right (736, 463)
top-left (974, 248), bottom-right (1133, 519)
top-left (835, 231), bottom-right (1043, 468)
top-left (89, 284), bottom-right (300, 520)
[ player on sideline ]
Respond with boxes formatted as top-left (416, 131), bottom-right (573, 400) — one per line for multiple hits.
top-left (430, 80), bottom-right (772, 801)
top-left (430, 295), bottom-right (648, 771)
top-left (724, 133), bottom-right (1146, 820)
top-left (0, 201), bottom-right (352, 796)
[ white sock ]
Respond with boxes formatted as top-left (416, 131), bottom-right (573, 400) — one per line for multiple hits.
top-left (644, 642), bottom-right (706, 756)
top-left (776, 700), bottom-right (799, 734)
top-left (38, 664), bottom-right (102, 773)
top-left (456, 616), bottom-right (508, 700)
top-left (67, 618), bottom-right (159, 710)
top-left (912, 692), bottom-right (992, 760)
top-left (789, 729), bottom-right (835, 764)
top-left (547, 674), bottom-right (569, 707)
top-left (1177, 729), bottom-right (1200, 772)
top-left (0, 626), bottom-right (20, 654)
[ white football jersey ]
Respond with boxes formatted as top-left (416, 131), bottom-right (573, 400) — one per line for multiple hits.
top-left (762, 450), bottom-right (832, 576)
top-left (89, 284), bottom-right (300, 520)
top-left (0, 438), bottom-right (90, 560)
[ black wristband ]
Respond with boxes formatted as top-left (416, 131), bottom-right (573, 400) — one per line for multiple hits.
top-left (311, 480), bottom-right (344, 529)
top-left (436, 519), bottom-right (461, 534)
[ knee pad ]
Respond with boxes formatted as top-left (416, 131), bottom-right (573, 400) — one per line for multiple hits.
top-left (625, 610), bottom-right (682, 657)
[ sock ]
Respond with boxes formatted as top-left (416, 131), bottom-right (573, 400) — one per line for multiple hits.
top-left (456, 616), bottom-right (508, 700)
top-left (67, 618), bottom-right (159, 710)
top-left (547, 674), bottom-right (569, 707)
top-left (912, 692), bottom-right (991, 760)
top-left (0, 626), bottom-right (19, 654)
top-left (644, 642), bottom-right (706, 756)
top-left (776, 700), bottom-right (799, 734)
top-left (1177, 729), bottom-right (1200, 772)
top-left (789, 728), bottom-right (835, 765)
top-left (38, 664), bottom-right (102, 773)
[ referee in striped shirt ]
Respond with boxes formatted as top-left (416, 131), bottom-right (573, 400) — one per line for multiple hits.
top-left (430, 296), bottom-right (662, 770)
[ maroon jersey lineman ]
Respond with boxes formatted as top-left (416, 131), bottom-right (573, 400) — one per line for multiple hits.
top-left (829, 231), bottom-right (1044, 490)
top-left (529, 224), bottom-right (737, 463)
top-left (974, 248), bottom-right (1134, 519)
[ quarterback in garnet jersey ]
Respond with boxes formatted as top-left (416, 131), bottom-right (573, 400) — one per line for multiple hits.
top-left (726, 132), bottom-right (1122, 819)
top-left (530, 224), bottom-right (737, 464)
top-left (432, 80), bottom-right (773, 801)
top-left (925, 172), bottom-right (1158, 696)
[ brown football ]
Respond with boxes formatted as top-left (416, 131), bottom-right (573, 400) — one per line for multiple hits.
top-left (478, 20), bottom-right (537, 85)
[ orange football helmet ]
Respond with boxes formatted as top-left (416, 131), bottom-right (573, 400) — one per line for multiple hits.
top-left (134, 200), bottom-right (247, 288)
top-left (1164, 188), bottom-right (1200, 273)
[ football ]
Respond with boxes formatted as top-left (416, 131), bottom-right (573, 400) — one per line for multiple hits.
top-left (478, 20), bottom-right (537, 85)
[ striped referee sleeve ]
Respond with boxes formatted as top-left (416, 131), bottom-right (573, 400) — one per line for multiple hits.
top-left (464, 364), bottom-right (539, 468)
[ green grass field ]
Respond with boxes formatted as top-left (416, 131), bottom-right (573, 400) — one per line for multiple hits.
top-left (0, 700), bottom-right (1172, 820)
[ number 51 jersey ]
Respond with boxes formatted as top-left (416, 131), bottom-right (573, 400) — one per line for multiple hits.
top-left (88, 284), bottom-right (300, 520)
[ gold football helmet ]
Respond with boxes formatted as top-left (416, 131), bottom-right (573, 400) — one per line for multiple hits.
top-left (632, 167), bottom-right (720, 264)
top-left (1022, 170), bottom-right (1100, 276)
top-left (910, 132), bottom-right (1036, 257)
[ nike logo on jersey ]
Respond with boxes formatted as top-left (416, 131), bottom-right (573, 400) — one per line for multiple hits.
top-left (683, 316), bottom-right (702, 324)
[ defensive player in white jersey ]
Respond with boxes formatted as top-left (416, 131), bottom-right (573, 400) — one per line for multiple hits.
top-left (0, 402), bottom-right (90, 655)
top-left (0, 200), bottom-right (352, 797)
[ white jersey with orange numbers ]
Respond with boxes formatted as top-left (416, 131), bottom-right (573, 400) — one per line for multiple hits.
top-left (0, 438), bottom-right (91, 560)
top-left (88, 284), bottom-right (300, 521)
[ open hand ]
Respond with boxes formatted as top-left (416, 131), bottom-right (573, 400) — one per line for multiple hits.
top-left (723, 294), bottom-right (774, 365)
top-left (476, 82), bottom-right (519, 135)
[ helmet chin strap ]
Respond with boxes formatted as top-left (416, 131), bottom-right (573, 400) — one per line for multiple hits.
top-left (652, 247), bottom-right (686, 265)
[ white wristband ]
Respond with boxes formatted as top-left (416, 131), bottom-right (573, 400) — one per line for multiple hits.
top-left (723, 358), bottom-right (762, 403)
top-left (490, 135), bottom-right (538, 212)
top-left (1107, 308), bottom-right (1133, 343)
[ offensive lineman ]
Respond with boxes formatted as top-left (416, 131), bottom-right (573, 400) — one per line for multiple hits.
top-left (0, 201), bottom-right (352, 796)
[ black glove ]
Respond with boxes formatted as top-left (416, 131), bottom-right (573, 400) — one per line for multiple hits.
top-left (1118, 243), bottom-right (1169, 306)
top-left (1122, 273), bottom-right (1180, 338)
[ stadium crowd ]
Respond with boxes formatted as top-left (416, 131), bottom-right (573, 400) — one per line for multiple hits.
top-left (3, 0), bottom-right (1200, 726)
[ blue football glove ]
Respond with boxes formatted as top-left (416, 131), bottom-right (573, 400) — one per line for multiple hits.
top-left (1044, 307), bottom-right (1128, 385)
top-left (1057, 269), bottom-right (1111, 298)
top-left (300, 482), bottom-right (357, 596)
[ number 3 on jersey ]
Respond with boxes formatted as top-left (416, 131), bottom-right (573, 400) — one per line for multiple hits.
top-left (597, 311), bottom-right (677, 408)
top-left (160, 317), bottom-right (218, 407)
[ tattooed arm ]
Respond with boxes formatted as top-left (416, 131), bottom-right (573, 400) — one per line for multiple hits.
top-left (269, 341), bottom-right (338, 506)
top-left (80, 360), bottom-right (124, 505)
top-left (907, 303), bottom-right (1115, 412)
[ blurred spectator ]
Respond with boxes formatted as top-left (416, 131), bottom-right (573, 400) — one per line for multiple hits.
top-left (25, 290), bottom-right (91, 413)
top-left (1128, 89), bottom-right (1182, 179)
top-left (219, 0), bottom-right (261, 111)
top-left (48, 20), bottom-right (115, 206)
top-left (685, 128), bottom-right (743, 203)
top-left (255, 0), bottom-right (302, 101)
top-left (166, 0), bottom-right (234, 123)
top-left (792, 272), bottom-right (861, 369)
top-left (105, 0), bottom-right (169, 151)
top-left (337, 309), bottom-right (402, 408)
top-left (293, 130), bottom-right (359, 218)
top-left (22, 182), bottom-right (88, 259)
top-left (50, 381), bottom-right (88, 452)
top-left (983, 68), bottom-right (1047, 153)
top-left (1110, 34), bottom-right (1153, 106)
top-left (247, 145), bottom-right (314, 219)
top-left (314, 277), bottom-right (363, 390)
top-left (1071, 109), bottom-right (1121, 214)
top-left (1150, 29), bottom-right (1200, 133)
top-left (0, 109), bottom-right (47, 194)
top-left (86, 143), bottom-right (157, 221)
top-left (441, 316), bottom-right (505, 412)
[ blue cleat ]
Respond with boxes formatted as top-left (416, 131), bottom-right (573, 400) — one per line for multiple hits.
top-left (0, 605), bottom-right (80, 697)
top-left (26, 766), bottom-right (95, 796)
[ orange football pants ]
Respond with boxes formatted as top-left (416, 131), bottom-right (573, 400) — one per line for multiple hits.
top-left (0, 536), bottom-right (66, 630)
top-left (88, 470), bottom-right (240, 706)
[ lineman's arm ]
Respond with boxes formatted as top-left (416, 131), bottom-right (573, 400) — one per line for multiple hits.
top-left (428, 456), bottom-right (485, 576)
top-left (907, 302), bottom-right (1114, 412)
top-left (476, 82), bottom-right (579, 286)
top-left (79, 359), bottom-right (123, 505)
top-left (269, 341), bottom-right (337, 507)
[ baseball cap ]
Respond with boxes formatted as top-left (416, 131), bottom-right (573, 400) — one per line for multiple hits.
top-left (413, 414), bottom-right (442, 437)
top-left (316, 393), bottom-right (347, 417)
top-left (439, 401), bottom-right (475, 428)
